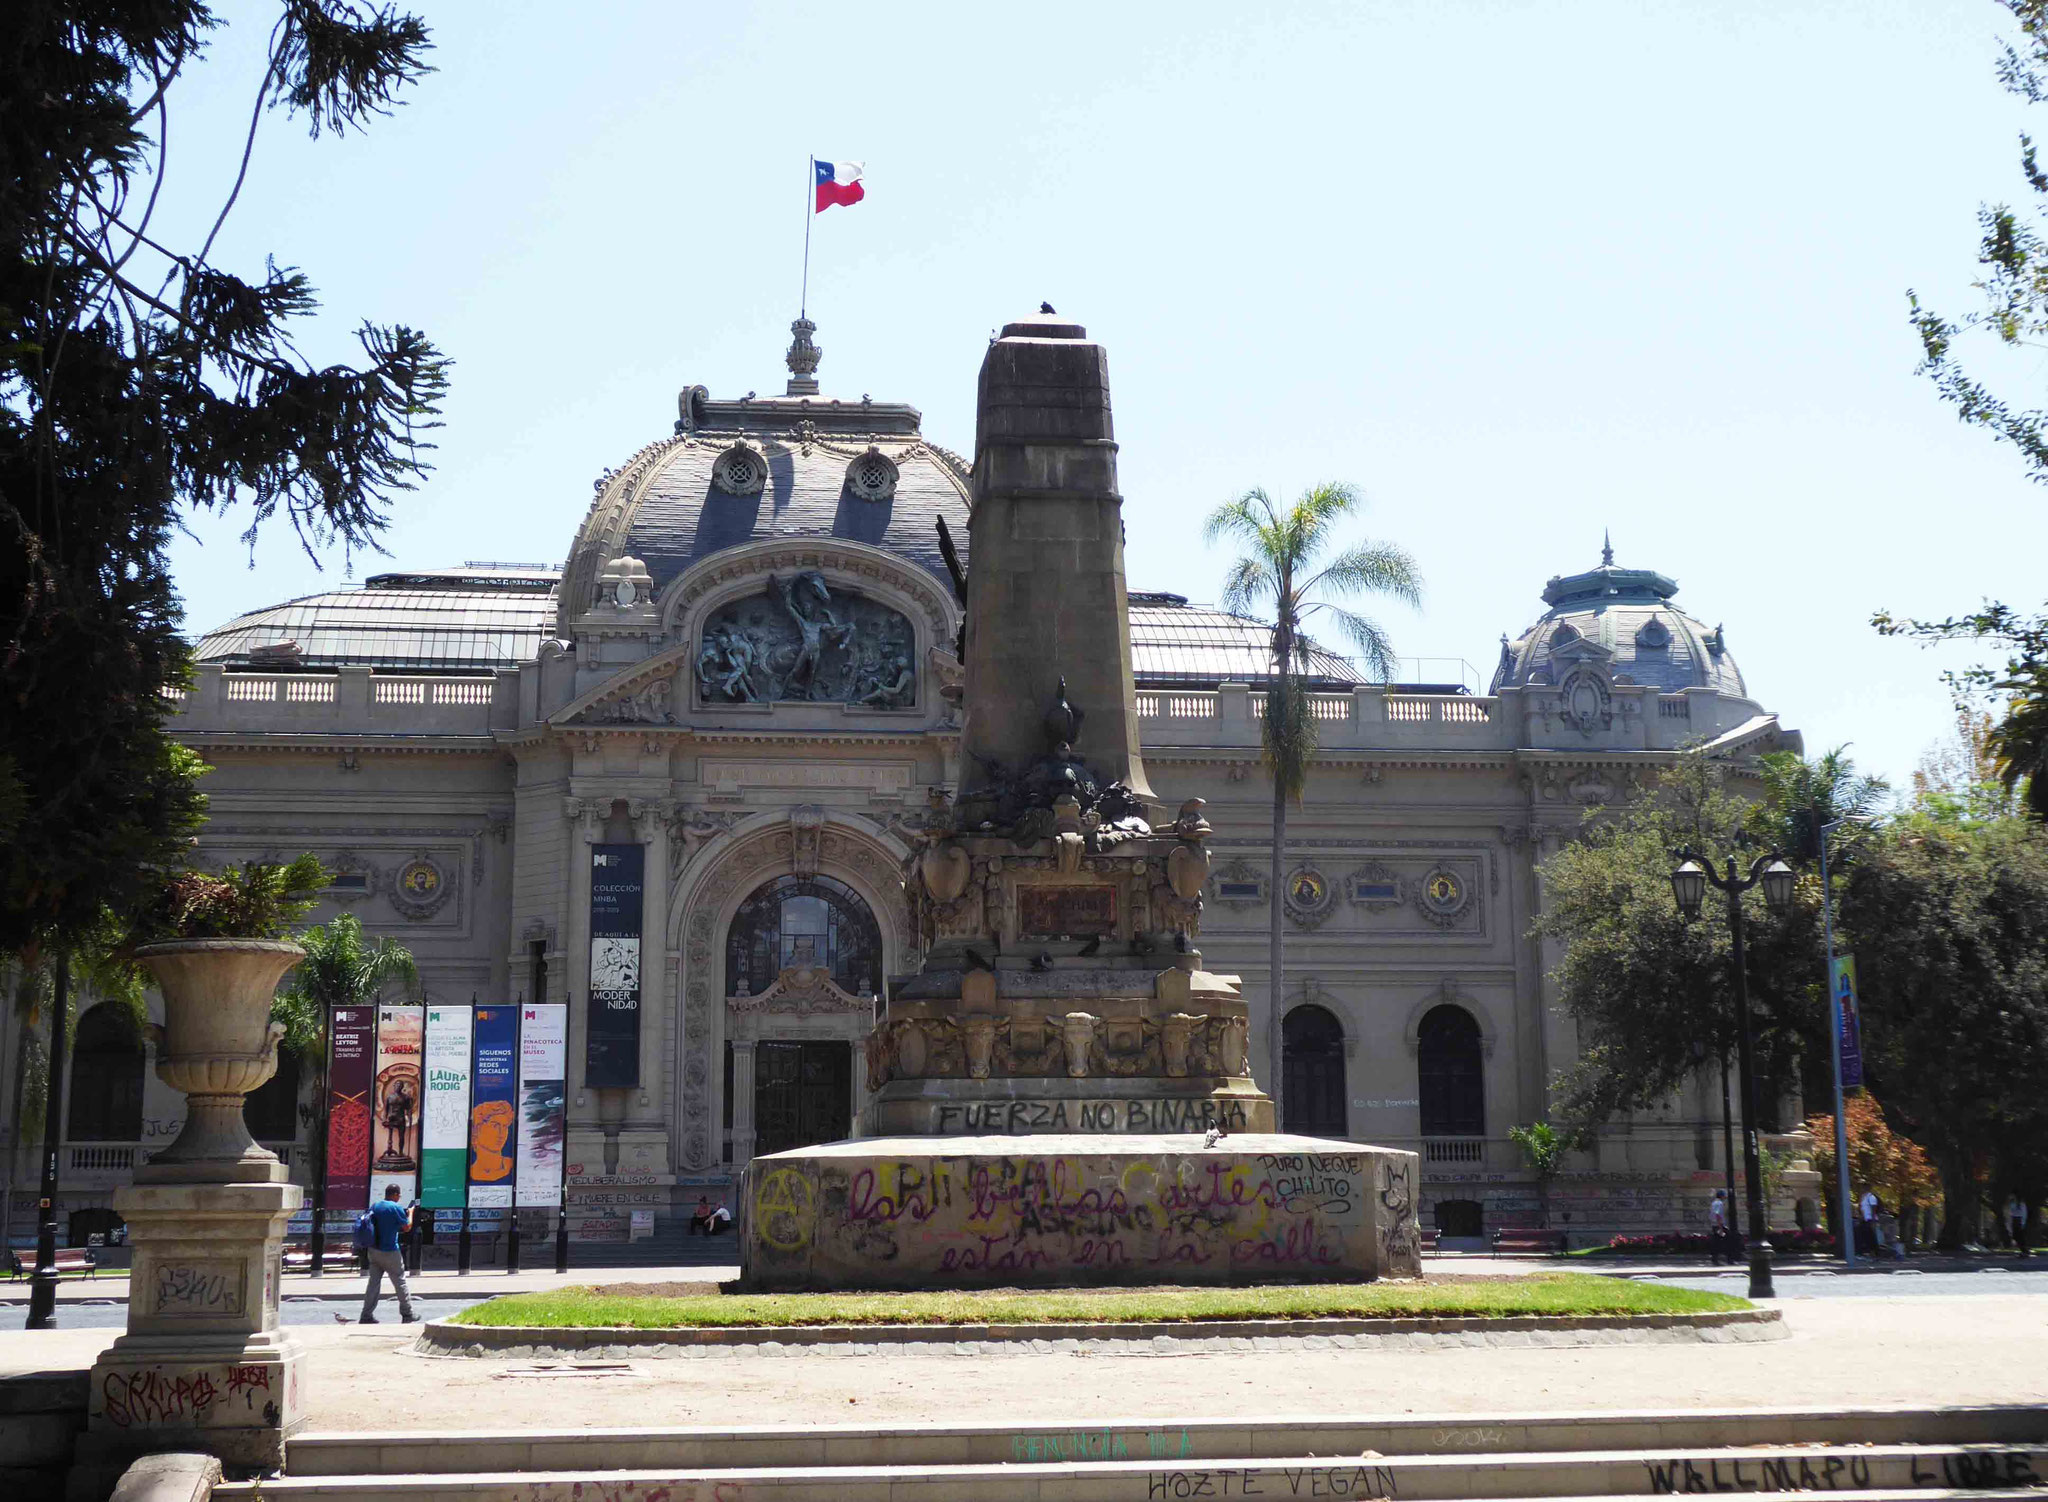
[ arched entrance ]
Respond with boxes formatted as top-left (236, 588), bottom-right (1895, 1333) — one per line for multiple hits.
top-left (1281, 1004), bottom-right (1348, 1138)
top-left (723, 874), bottom-right (881, 1159)
top-left (670, 817), bottom-right (913, 1174)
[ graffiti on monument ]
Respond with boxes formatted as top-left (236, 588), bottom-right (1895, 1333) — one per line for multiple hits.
top-left (753, 1150), bottom-right (1373, 1279)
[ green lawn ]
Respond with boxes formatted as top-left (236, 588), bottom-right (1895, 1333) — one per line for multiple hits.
top-left (448, 1273), bottom-right (1748, 1330)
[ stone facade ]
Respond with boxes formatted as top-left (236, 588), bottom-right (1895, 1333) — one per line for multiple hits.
top-left (2, 334), bottom-right (1816, 1252)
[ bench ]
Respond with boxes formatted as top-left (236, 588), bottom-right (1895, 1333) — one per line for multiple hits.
top-left (8, 1247), bottom-right (96, 1279)
top-left (1491, 1227), bottom-right (1565, 1257)
top-left (281, 1245), bottom-right (360, 1274)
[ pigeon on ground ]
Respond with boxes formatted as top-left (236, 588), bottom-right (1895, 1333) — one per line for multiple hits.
top-left (1031, 952), bottom-right (1054, 972)
top-left (964, 947), bottom-right (995, 973)
top-left (1077, 934), bottom-right (1102, 957)
top-left (1040, 301), bottom-right (1056, 314)
top-left (1130, 933), bottom-right (1155, 956)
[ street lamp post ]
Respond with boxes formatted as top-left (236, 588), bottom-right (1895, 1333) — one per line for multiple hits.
top-left (1671, 847), bottom-right (1795, 1301)
top-left (1817, 817), bottom-right (1861, 1267)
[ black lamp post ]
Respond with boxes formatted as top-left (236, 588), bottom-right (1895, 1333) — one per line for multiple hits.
top-left (1670, 846), bottom-right (1795, 1301)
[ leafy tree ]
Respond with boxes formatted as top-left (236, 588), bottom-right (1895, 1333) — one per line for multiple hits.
top-left (1535, 752), bottom-right (1826, 1134)
top-left (0, 2), bottom-right (445, 961)
top-left (1877, 604), bottom-right (2048, 820)
top-left (1883, 3), bottom-right (2048, 823)
top-left (1806, 1094), bottom-right (1943, 1235)
top-left (271, 911), bottom-right (415, 1206)
top-left (1507, 1121), bottom-right (1579, 1229)
top-left (1909, 1), bottom-right (2048, 479)
top-left (1912, 704), bottom-right (2018, 823)
top-left (1204, 484), bottom-right (1419, 1114)
top-left (1837, 811), bottom-right (2048, 1246)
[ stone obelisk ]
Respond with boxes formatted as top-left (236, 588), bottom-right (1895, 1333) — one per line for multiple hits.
top-left (738, 313), bottom-right (1420, 1291)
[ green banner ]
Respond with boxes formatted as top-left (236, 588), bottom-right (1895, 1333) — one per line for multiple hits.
top-left (420, 1004), bottom-right (474, 1207)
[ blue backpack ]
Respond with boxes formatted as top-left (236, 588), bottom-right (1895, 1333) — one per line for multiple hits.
top-left (351, 1211), bottom-right (374, 1253)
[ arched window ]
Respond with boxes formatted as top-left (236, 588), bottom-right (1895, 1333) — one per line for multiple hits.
top-left (243, 1051), bottom-right (302, 1144)
top-left (1281, 1004), bottom-right (1348, 1138)
top-left (67, 1004), bottom-right (144, 1142)
top-left (1417, 1004), bottom-right (1485, 1137)
top-left (726, 875), bottom-right (883, 997)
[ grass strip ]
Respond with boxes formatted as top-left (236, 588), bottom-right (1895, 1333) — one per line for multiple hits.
top-left (448, 1273), bottom-right (1747, 1330)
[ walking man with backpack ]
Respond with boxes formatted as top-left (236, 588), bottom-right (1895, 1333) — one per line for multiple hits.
top-left (359, 1185), bottom-right (420, 1324)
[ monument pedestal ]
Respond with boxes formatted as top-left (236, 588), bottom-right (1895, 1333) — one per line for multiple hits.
top-left (81, 1179), bottom-right (306, 1477)
top-left (741, 1134), bottom-right (1421, 1290)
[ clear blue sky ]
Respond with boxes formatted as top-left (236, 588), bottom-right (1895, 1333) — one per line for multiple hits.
top-left (161, 0), bottom-right (2045, 793)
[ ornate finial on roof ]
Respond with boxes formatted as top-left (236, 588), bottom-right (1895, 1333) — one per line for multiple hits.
top-left (1601, 529), bottom-right (1614, 567)
top-left (786, 316), bottom-right (822, 396)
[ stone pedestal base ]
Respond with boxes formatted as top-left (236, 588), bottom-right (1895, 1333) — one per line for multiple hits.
top-left (739, 1133), bottom-right (1420, 1291)
top-left (83, 1180), bottom-right (305, 1475)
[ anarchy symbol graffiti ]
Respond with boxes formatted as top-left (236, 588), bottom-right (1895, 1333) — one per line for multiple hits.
top-left (754, 1169), bottom-right (816, 1251)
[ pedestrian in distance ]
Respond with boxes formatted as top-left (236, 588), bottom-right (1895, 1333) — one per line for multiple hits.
top-left (359, 1185), bottom-right (420, 1325)
top-left (1859, 1188), bottom-right (1882, 1258)
top-left (1707, 1190), bottom-right (1731, 1265)
top-left (689, 1195), bottom-right (715, 1236)
top-left (2008, 1193), bottom-right (2031, 1257)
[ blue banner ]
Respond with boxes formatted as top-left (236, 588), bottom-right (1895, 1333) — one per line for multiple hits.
top-left (586, 843), bottom-right (644, 1088)
top-left (468, 1004), bottom-right (520, 1209)
top-left (1832, 954), bottom-right (1864, 1091)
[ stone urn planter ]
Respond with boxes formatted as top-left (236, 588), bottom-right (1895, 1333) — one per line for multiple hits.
top-left (132, 938), bottom-right (303, 1184)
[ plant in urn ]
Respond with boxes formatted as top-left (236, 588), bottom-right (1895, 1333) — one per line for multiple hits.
top-left (77, 855), bottom-right (328, 1483)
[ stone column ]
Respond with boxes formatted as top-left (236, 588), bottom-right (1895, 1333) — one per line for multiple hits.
top-left (81, 941), bottom-right (308, 1482)
top-left (729, 1041), bottom-right (757, 1165)
top-left (848, 1034), bottom-right (871, 1136)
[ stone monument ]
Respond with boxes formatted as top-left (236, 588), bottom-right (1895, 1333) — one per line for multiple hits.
top-left (740, 314), bottom-right (1421, 1290)
top-left (76, 940), bottom-right (308, 1486)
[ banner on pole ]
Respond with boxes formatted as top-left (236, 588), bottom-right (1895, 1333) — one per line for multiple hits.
top-left (421, 1005), bottom-right (473, 1207)
top-left (467, 1005), bottom-right (520, 1209)
top-left (516, 1003), bottom-right (568, 1208)
top-left (586, 843), bottom-right (644, 1089)
top-left (371, 1006), bottom-right (424, 1205)
top-left (323, 1006), bottom-right (377, 1212)
top-left (1832, 955), bottom-right (1864, 1091)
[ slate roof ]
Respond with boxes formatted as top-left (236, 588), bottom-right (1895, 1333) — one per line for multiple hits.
top-left (1490, 552), bottom-right (1746, 697)
top-left (561, 389), bottom-right (972, 615)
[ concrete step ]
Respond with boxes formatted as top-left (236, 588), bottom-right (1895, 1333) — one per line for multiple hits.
top-left (278, 1405), bottom-right (2048, 1477)
top-left (214, 1446), bottom-right (2048, 1500)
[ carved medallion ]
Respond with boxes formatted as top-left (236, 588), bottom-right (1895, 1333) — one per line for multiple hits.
top-left (1283, 865), bottom-right (1335, 930)
top-left (1415, 866), bottom-right (1472, 928)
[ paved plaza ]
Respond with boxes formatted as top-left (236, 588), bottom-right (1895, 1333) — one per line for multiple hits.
top-left (4, 1267), bottom-right (2044, 1436)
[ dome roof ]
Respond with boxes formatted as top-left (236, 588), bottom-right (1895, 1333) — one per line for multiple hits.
top-left (561, 337), bottom-right (972, 620)
top-left (1489, 539), bottom-right (1745, 698)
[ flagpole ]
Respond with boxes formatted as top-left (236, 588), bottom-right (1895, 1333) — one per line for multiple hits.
top-left (801, 156), bottom-right (813, 319)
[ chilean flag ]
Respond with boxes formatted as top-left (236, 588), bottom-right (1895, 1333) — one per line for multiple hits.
top-left (814, 159), bottom-right (864, 213)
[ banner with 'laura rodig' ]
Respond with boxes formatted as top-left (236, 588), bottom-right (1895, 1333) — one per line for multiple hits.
top-left (516, 1003), bottom-right (568, 1208)
top-left (421, 1004), bottom-right (473, 1207)
top-left (586, 843), bottom-right (644, 1089)
top-left (323, 1006), bottom-right (376, 1212)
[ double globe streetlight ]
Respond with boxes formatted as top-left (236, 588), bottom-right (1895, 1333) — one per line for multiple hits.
top-left (1670, 845), bottom-right (1795, 1300)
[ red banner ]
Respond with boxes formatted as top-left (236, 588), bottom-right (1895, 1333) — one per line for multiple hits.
top-left (323, 1006), bottom-right (376, 1211)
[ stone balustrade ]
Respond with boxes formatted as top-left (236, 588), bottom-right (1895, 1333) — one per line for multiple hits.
top-left (168, 665), bottom-right (1743, 753)
top-left (170, 665), bottom-right (521, 737)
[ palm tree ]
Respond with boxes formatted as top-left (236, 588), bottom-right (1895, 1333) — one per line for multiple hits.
top-left (276, 912), bottom-right (417, 1264)
top-left (1987, 660), bottom-right (2048, 819)
top-left (1204, 483), bottom-right (1421, 1123)
top-left (1751, 747), bottom-right (1891, 864)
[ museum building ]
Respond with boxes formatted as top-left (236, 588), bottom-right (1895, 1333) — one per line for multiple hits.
top-left (14, 330), bottom-right (1810, 1249)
